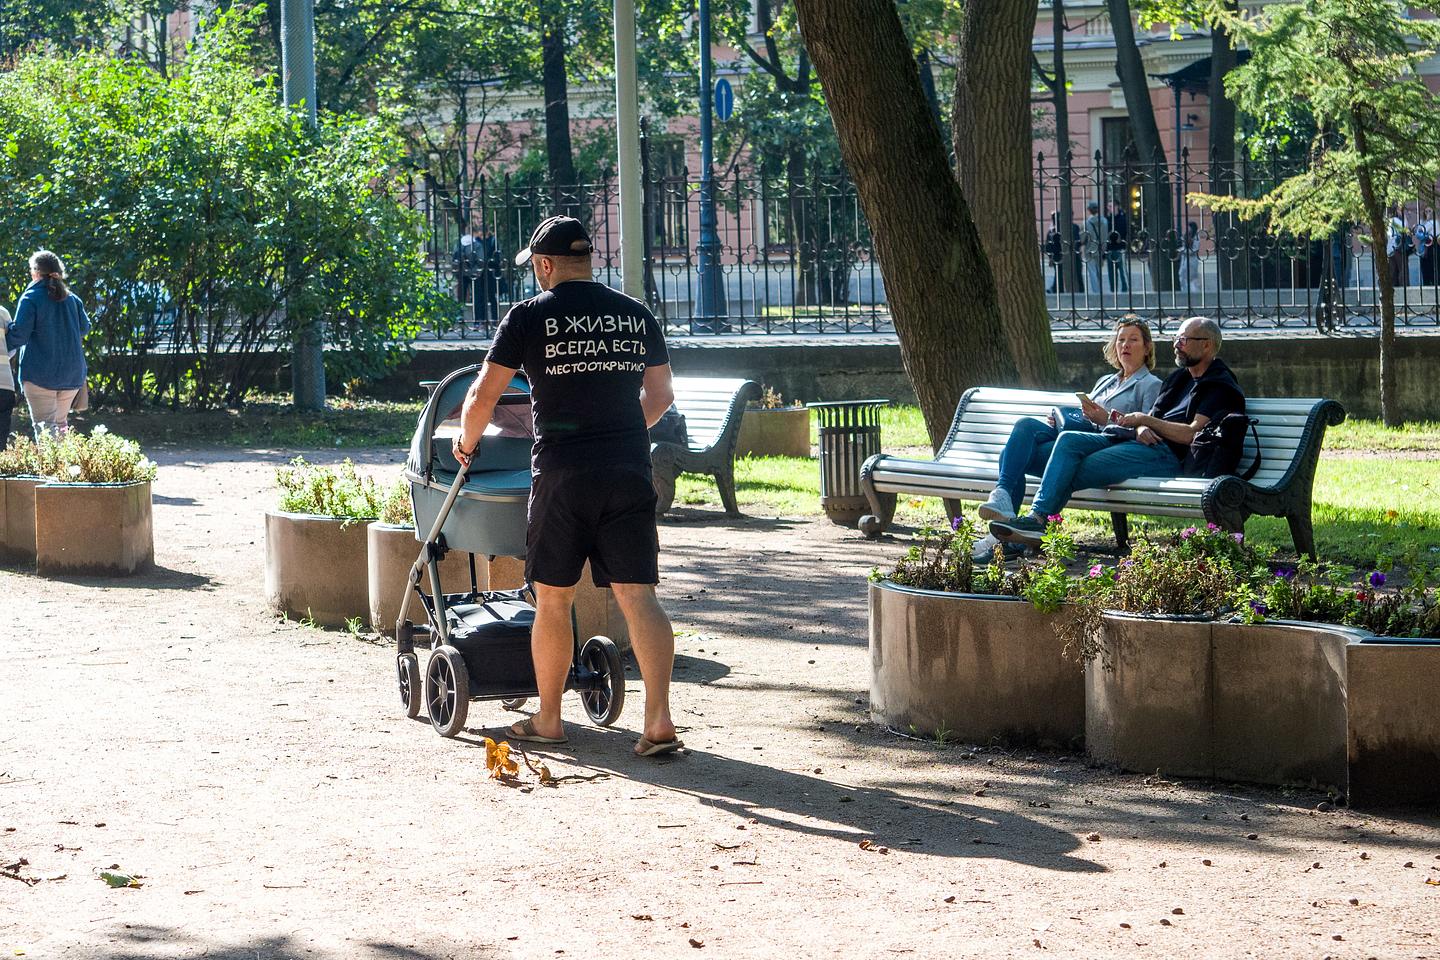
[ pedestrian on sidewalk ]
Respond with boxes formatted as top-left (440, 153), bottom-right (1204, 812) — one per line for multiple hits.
top-left (6, 250), bottom-right (89, 438)
top-left (452, 215), bottom-right (683, 758)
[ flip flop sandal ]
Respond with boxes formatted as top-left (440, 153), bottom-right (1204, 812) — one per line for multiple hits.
top-left (634, 736), bottom-right (685, 757)
top-left (507, 716), bottom-right (568, 744)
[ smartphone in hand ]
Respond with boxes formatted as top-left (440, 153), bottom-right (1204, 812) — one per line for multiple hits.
top-left (1075, 392), bottom-right (1094, 406)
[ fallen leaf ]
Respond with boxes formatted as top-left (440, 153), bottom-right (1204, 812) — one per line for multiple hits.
top-left (631, 914), bottom-right (652, 921)
top-left (944, 896), bottom-right (956, 904)
top-left (1159, 919), bottom-right (1172, 927)
top-left (1119, 923), bottom-right (1131, 930)
top-left (1426, 878), bottom-right (1440, 886)
top-left (1086, 833), bottom-right (1101, 842)
top-left (1171, 908), bottom-right (1184, 915)
top-left (688, 938), bottom-right (704, 948)
top-left (1246, 834), bottom-right (1258, 841)
top-left (99, 871), bottom-right (142, 889)
top-left (1202, 859), bottom-right (1212, 866)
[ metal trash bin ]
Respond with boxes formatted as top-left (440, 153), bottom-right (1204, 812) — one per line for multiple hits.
top-left (808, 399), bottom-right (888, 526)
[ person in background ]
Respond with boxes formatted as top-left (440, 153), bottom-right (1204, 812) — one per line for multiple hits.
top-left (1416, 206), bottom-right (1437, 287)
top-left (970, 317), bottom-right (1163, 561)
top-left (1178, 221), bottom-right (1202, 294)
top-left (1387, 206), bottom-right (1412, 289)
top-left (6, 250), bottom-right (89, 438)
top-left (0, 303), bottom-right (14, 448)
top-left (1083, 200), bottom-right (1109, 297)
top-left (1106, 201), bottom-right (1130, 293)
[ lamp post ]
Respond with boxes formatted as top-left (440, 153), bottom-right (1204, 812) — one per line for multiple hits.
top-left (614, 0), bottom-right (643, 300)
top-left (694, 0), bottom-right (727, 330)
top-left (281, 0), bottom-right (324, 411)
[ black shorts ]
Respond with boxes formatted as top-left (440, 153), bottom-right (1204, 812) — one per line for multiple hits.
top-left (525, 462), bottom-right (659, 588)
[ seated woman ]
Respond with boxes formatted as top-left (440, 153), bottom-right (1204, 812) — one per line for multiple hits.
top-left (972, 317), bottom-right (1162, 560)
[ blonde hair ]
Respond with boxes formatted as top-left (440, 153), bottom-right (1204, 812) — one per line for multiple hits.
top-left (1102, 316), bottom-right (1156, 370)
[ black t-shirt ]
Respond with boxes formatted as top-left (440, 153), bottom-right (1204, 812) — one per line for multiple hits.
top-left (487, 280), bottom-right (669, 471)
top-left (1148, 357), bottom-right (1246, 461)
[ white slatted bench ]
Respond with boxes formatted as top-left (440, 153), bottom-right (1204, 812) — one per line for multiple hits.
top-left (651, 376), bottom-right (761, 516)
top-left (857, 387), bottom-right (1347, 558)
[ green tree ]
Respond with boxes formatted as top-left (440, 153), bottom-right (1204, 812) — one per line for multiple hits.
top-left (1191, 0), bottom-right (1440, 425)
top-left (0, 8), bottom-right (451, 408)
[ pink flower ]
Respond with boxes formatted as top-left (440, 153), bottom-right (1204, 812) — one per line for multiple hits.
top-left (1181, 526), bottom-right (1197, 539)
top-left (1206, 522), bottom-right (1220, 531)
top-left (1046, 514), bottom-right (1064, 525)
top-left (1088, 564), bottom-right (1103, 578)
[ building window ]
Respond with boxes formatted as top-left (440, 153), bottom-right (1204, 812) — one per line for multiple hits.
top-left (648, 136), bottom-right (689, 252)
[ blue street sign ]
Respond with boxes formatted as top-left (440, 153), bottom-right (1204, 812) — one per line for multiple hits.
top-left (714, 78), bottom-right (734, 122)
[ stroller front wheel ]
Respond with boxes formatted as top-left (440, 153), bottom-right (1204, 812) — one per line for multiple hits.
top-left (578, 636), bottom-right (625, 726)
top-left (398, 654), bottom-right (423, 719)
top-left (426, 646), bottom-right (470, 737)
top-left (500, 697), bottom-right (529, 711)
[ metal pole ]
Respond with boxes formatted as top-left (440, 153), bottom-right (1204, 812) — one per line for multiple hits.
top-left (614, 0), bottom-right (644, 300)
top-left (695, 0), bottom-right (727, 327)
top-left (281, 0), bottom-right (325, 410)
top-left (1173, 84), bottom-right (1183, 240)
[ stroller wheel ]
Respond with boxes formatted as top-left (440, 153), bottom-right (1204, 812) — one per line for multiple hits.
top-left (500, 698), bottom-right (529, 712)
top-left (578, 636), bottom-right (625, 726)
top-left (425, 646), bottom-right (470, 737)
top-left (397, 654), bottom-right (422, 719)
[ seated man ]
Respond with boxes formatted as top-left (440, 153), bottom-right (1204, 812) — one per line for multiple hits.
top-left (989, 316), bottom-right (1245, 548)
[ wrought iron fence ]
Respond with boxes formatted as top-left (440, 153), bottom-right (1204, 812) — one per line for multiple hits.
top-left (406, 145), bottom-right (1440, 338)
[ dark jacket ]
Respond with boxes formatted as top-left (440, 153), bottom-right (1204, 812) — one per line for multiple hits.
top-left (7, 281), bottom-right (90, 391)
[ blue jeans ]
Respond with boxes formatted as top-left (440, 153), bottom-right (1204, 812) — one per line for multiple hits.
top-left (1030, 432), bottom-right (1181, 518)
top-left (996, 417), bottom-right (1058, 509)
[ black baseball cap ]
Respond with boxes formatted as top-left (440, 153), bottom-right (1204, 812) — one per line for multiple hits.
top-left (514, 215), bottom-right (594, 265)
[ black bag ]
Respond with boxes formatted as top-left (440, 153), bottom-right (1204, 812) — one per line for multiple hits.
top-left (1182, 412), bottom-right (1260, 480)
top-left (1051, 405), bottom-right (1099, 433)
top-left (649, 404), bottom-right (688, 446)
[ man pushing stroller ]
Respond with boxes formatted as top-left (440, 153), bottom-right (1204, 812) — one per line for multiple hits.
top-left (453, 216), bottom-right (683, 758)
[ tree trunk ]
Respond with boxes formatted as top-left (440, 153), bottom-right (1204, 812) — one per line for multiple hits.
top-left (1107, 0), bottom-right (1175, 292)
top-left (1352, 116), bottom-right (1400, 425)
top-left (793, 0), bottom-right (1018, 448)
top-left (1208, 2), bottom-right (1240, 289)
top-left (540, 14), bottom-right (578, 215)
top-left (953, 0), bottom-right (1058, 387)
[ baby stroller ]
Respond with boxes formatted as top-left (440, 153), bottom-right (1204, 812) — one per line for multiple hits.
top-left (395, 364), bottom-right (626, 738)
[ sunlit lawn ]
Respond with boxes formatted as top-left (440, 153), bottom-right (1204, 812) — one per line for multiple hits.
top-left (684, 405), bottom-right (1440, 565)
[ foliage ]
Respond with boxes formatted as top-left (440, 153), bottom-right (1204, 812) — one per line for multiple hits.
top-left (1190, 1), bottom-right (1440, 239)
top-left (1238, 556), bottom-right (1439, 637)
top-left (0, 436), bottom-right (43, 477)
top-left (749, 386), bottom-right (798, 410)
top-left (0, 8), bottom-right (453, 409)
top-left (33, 426), bottom-right (158, 484)
top-left (378, 476), bottom-right (415, 527)
top-left (870, 516), bottom-right (1065, 603)
top-left (274, 456), bottom-right (382, 521)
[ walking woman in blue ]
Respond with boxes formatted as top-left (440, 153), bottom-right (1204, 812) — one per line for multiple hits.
top-left (7, 251), bottom-right (89, 437)
top-left (970, 317), bottom-right (1163, 561)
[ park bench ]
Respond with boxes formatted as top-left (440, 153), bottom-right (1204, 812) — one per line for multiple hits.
top-left (651, 376), bottom-right (761, 517)
top-left (857, 386), bottom-right (1347, 558)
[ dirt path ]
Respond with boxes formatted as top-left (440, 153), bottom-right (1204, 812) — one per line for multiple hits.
top-left (2, 448), bottom-right (1438, 960)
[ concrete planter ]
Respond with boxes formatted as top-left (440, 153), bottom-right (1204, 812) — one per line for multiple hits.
top-left (264, 511), bottom-right (371, 628)
top-left (1085, 612), bottom-right (1214, 778)
top-left (868, 580), bottom-right (1083, 746)
top-left (487, 554), bottom-right (630, 654)
top-left (735, 407), bottom-right (810, 458)
top-left (366, 522), bottom-right (483, 638)
top-left (1347, 639), bottom-right (1440, 806)
top-left (1211, 620), bottom-right (1349, 789)
top-left (0, 476), bottom-right (42, 565)
top-left (34, 481), bottom-right (154, 576)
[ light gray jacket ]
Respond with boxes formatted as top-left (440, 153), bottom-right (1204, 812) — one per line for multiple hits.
top-left (1090, 368), bottom-right (1163, 415)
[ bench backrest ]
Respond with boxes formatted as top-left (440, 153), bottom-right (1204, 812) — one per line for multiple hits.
top-left (937, 386), bottom-right (1336, 488)
top-left (671, 376), bottom-right (760, 451)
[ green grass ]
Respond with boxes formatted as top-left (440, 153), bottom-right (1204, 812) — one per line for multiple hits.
top-left (1327, 418), bottom-right (1440, 452)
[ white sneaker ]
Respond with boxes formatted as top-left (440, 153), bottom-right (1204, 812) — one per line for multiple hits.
top-left (976, 488), bottom-right (1016, 523)
top-left (970, 532), bottom-right (1003, 563)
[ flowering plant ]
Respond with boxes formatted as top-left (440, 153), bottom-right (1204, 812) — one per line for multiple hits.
top-left (0, 436), bottom-right (43, 478)
top-left (871, 516), bottom-right (1055, 599)
top-left (32, 427), bottom-right (158, 484)
top-left (275, 457), bottom-right (382, 523)
top-left (377, 476), bottom-right (414, 526)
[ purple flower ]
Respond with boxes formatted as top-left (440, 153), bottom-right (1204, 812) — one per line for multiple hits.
top-left (1369, 570), bottom-right (1387, 588)
top-left (1206, 522), bottom-right (1220, 531)
top-left (1181, 526), bottom-right (1197, 539)
top-left (1232, 532), bottom-right (1245, 544)
top-left (1046, 514), bottom-right (1064, 525)
top-left (1089, 564), bottom-right (1103, 578)
top-left (1249, 600), bottom-right (1269, 616)
top-left (1120, 559), bottom-right (1134, 569)
top-left (951, 516), bottom-right (963, 532)
top-left (1276, 566), bottom-right (1296, 581)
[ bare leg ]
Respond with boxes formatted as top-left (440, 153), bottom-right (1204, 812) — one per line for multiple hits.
top-left (526, 582), bottom-right (576, 740)
top-left (609, 582), bottom-right (677, 745)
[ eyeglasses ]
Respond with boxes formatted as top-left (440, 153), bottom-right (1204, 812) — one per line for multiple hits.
top-left (1173, 336), bottom-right (1211, 346)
